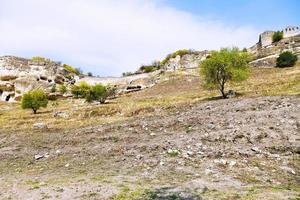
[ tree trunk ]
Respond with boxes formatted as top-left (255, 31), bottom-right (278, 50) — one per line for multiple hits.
top-left (220, 83), bottom-right (227, 99)
top-left (33, 109), bottom-right (37, 114)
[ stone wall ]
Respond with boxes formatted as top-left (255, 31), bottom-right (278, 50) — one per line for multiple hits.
top-left (283, 26), bottom-right (300, 38)
top-left (259, 31), bottom-right (275, 48)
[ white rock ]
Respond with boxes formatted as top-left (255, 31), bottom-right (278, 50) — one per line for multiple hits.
top-left (33, 123), bottom-right (48, 129)
top-left (34, 154), bottom-right (44, 160)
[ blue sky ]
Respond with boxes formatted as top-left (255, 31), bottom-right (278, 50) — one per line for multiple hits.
top-left (0, 0), bottom-right (299, 76)
top-left (164, 0), bottom-right (300, 30)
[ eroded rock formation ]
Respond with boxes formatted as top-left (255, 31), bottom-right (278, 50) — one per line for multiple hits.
top-left (0, 56), bottom-right (75, 101)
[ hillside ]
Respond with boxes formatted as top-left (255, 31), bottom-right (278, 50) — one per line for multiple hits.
top-left (0, 63), bottom-right (299, 199)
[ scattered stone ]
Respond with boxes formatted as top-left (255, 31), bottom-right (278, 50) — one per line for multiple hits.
top-left (55, 150), bottom-right (62, 154)
top-left (65, 163), bottom-right (70, 168)
top-left (33, 123), bottom-right (48, 129)
top-left (229, 160), bottom-right (237, 167)
top-left (150, 132), bottom-right (156, 136)
top-left (281, 166), bottom-right (296, 175)
top-left (34, 154), bottom-right (44, 160)
top-left (251, 147), bottom-right (262, 154)
top-left (227, 90), bottom-right (236, 98)
top-left (53, 111), bottom-right (70, 119)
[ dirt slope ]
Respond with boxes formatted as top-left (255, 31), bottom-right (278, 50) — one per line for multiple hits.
top-left (0, 95), bottom-right (299, 200)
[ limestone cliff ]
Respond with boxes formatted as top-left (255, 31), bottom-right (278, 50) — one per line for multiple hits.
top-left (0, 56), bottom-right (76, 102)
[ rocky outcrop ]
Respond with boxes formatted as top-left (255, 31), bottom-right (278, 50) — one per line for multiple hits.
top-left (162, 51), bottom-right (209, 72)
top-left (79, 70), bottom-right (161, 94)
top-left (0, 56), bottom-right (75, 102)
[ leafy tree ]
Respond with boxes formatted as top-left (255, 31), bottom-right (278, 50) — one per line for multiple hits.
top-left (276, 51), bottom-right (298, 68)
top-left (85, 84), bottom-right (107, 103)
top-left (272, 31), bottom-right (283, 43)
top-left (200, 47), bottom-right (250, 98)
top-left (59, 84), bottom-right (67, 94)
top-left (21, 89), bottom-right (48, 114)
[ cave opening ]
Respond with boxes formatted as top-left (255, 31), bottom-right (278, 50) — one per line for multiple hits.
top-left (5, 94), bottom-right (10, 102)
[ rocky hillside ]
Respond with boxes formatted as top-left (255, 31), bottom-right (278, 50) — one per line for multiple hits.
top-left (0, 56), bottom-right (76, 102)
top-left (249, 35), bottom-right (300, 67)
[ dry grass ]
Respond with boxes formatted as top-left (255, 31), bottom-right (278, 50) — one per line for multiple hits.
top-left (0, 64), bottom-right (299, 134)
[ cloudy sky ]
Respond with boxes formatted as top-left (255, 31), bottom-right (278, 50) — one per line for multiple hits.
top-left (0, 0), bottom-right (299, 76)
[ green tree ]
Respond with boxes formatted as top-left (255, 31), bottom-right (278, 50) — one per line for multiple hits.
top-left (200, 47), bottom-right (250, 98)
top-left (276, 51), bottom-right (298, 68)
top-left (21, 89), bottom-right (48, 114)
top-left (59, 84), bottom-right (67, 94)
top-left (272, 31), bottom-right (283, 43)
top-left (87, 72), bottom-right (93, 76)
top-left (86, 84), bottom-right (107, 103)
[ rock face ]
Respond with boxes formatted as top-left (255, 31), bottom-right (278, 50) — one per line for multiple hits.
top-left (0, 56), bottom-right (75, 102)
top-left (249, 26), bottom-right (300, 67)
top-left (162, 51), bottom-right (209, 72)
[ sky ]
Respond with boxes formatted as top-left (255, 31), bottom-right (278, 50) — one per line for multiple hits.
top-left (0, 0), bottom-right (299, 76)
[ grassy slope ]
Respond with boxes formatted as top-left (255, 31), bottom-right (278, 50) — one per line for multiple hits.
top-left (1, 64), bottom-right (299, 133)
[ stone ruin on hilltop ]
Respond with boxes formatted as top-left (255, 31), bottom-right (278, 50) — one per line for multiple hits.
top-left (249, 25), bottom-right (300, 67)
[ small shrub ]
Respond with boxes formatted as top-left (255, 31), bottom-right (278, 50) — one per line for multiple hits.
top-left (31, 56), bottom-right (52, 63)
top-left (51, 84), bottom-right (56, 93)
top-left (21, 89), bottom-right (48, 114)
top-left (59, 84), bottom-right (67, 94)
top-left (87, 72), bottom-right (93, 77)
top-left (122, 72), bottom-right (135, 77)
top-left (71, 81), bottom-right (90, 98)
top-left (85, 84), bottom-right (107, 103)
top-left (139, 65), bottom-right (159, 73)
top-left (276, 51), bottom-right (298, 68)
top-left (63, 64), bottom-right (81, 75)
top-left (65, 74), bottom-right (74, 80)
top-left (272, 31), bottom-right (283, 43)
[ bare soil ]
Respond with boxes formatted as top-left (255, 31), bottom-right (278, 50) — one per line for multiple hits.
top-left (0, 95), bottom-right (299, 200)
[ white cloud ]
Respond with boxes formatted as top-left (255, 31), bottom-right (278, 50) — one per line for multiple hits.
top-left (0, 0), bottom-right (259, 76)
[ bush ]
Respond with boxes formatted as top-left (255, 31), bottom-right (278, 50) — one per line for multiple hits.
top-left (87, 72), bottom-right (93, 77)
top-left (59, 84), bottom-right (67, 94)
top-left (31, 56), bottom-right (52, 63)
top-left (276, 51), bottom-right (298, 68)
top-left (139, 65), bottom-right (159, 73)
top-left (21, 89), bottom-right (48, 114)
top-left (272, 31), bottom-right (283, 43)
top-left (71, 81), bottom-right (91, 98)
top-left (200, 47), bottom-right (250, 98)
top-left (85, 84), bottom-right (108, 103)
top-left (122, 72), bottom-right (135, 77)
top-left (51, 84), bottom-right (56, 93)
top-left (63, 64), bottom-right (81, 75)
